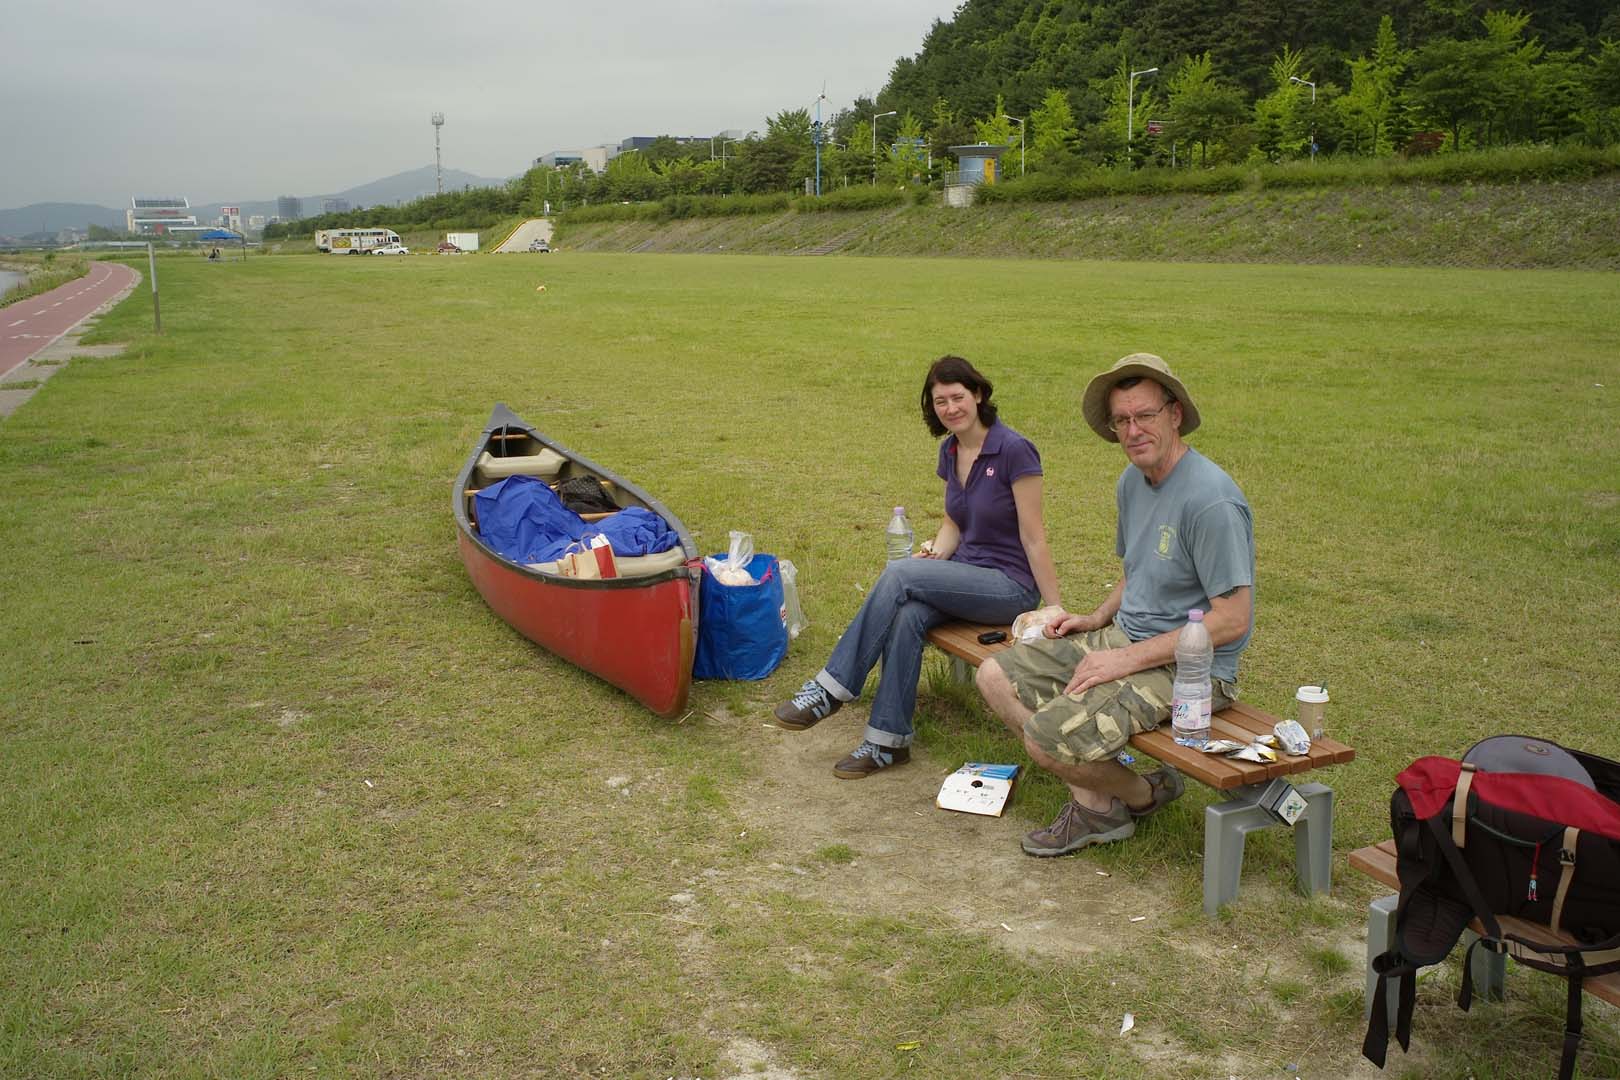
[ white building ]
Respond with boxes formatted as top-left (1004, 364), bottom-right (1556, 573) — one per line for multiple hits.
top-left (534, 146), bottom-right (610, 173)
top-left (127, 197), bottom-right (199, 235)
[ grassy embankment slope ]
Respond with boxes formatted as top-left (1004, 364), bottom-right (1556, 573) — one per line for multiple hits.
top-left (557, 175), bottom-right (1620, 269)
top-left (2, 252), bottom-right (1617, 1078)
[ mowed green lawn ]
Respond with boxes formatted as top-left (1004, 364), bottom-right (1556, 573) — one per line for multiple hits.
top-left (2, 250), bottom-right (1617, 1078)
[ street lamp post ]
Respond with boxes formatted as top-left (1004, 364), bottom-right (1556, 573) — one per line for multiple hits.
top-left (1003, 114), bottom-right (1025, 176)
top-left (872, 110), bottom-right (897, 184)
top-left (1290, 77), bottom-right (1317, 161)
top-left (1127, 67), bottom-right (1158, 165)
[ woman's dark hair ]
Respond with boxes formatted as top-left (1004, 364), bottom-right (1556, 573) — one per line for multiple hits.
top-left (921, 355), bottom-right (998, 436)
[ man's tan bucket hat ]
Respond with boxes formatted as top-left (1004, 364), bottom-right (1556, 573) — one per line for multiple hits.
top-left (1081, 352), bottom-right (1202, 443)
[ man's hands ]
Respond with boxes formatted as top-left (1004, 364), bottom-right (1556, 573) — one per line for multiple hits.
top-left (1039, 607), bottom-right (1129, 697)
top-left (1044, 609), bottom-right (1103, 638)
top-left (1062, 646), bottom-right (1135, 697)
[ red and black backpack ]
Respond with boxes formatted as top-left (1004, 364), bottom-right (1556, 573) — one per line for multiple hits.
top-left (1363, 736), bottom-right (1620, 1079)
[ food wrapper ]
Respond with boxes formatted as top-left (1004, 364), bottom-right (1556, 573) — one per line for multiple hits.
top-left (1273, 720), bottom-right (1312, 756)
top-left (1228, 743), bottom-right (1277, 763)
top-left (1200, 739), bottom-right (1249, 754)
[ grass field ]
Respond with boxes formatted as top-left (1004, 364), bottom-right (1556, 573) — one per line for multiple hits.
top-left (2, 251), bottom-right (1618, 1078)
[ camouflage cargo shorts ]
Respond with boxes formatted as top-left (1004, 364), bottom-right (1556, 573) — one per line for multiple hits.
top-left (993, 624), bottom-right (1236, 765)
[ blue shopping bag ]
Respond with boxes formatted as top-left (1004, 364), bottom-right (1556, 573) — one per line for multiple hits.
top-left (693, 553), bottom-right (788, 681)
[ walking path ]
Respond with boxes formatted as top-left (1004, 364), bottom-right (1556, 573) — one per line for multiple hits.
top-left (0, 260), bottom-right (138, 419)
top-left (493, 219), bottom-right (553, 253)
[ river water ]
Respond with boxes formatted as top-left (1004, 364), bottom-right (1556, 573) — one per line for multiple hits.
top-left (0, 269), bottom-right (25, 297)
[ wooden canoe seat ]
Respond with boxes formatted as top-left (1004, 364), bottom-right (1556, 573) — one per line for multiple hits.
top-left (525, 546), bottom-right (688, 579)
top-left (477, 448), bottom-right (566, 480)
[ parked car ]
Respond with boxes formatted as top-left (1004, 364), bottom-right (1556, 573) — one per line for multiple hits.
top-left (437, 242), bottom-right (461, 254)
top-left (371, 244), bottom-right (410, 256)
top-left (529, 239), bottom-right (551, 253)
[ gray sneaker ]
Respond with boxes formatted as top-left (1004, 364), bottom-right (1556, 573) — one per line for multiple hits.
top-left (774, 679), bottom-right (842, 730)
top-left (1021, 798), bottom-right (1136, 857)
top-left (1129, 766), bottom-right (1185, 818)
top-left (832, 741), bottom-right (910, 779)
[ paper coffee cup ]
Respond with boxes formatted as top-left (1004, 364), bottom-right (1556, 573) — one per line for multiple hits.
top-left (1296, 685), bottom-right (1329, 738)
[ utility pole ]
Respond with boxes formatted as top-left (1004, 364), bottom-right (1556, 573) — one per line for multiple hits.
top-left (146, 242), bottom-right (161, 334)
top-left (432, 112), bottom-right (445, 194)
top-left (1128, 67), bottom-right (1158, 166)
top-left (813, 89), bottom-right (827, 197)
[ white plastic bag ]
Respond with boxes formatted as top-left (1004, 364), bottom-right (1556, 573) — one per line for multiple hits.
top-left (780, 559), bottom-right (808, 639)
top-left (704, 530), bottom-right (757, 586)
top-left (1011, 604), bottom-right (1065, 643)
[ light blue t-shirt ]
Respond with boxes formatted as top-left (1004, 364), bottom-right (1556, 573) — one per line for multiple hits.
top-left (1114, 448), bottom-right (1255, 683)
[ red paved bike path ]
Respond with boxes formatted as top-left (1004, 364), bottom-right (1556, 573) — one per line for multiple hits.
top-left (1, 262), bottom-right (140, 379)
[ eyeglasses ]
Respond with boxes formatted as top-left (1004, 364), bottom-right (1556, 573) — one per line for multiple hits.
top-left (1106, 400), bottom-right (1175, 433)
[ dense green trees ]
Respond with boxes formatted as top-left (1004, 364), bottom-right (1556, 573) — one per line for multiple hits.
top-left (869, 0), bottom-right (1620, 172)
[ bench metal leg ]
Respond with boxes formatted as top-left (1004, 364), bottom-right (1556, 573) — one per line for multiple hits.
top-left (1362, 896), bottom-right (1505, 1025)
top-left (1365, 894), bottom-right (1400, 1025)
top-left (1292, 782), bottom-right (1334, 897)
top-left (1203, 782), bottom-right (1337, 915)
top-left (1203, 798), bottom-right (1272, 915)
top-left (1463, 928), bottom-right (1506, 1002)
top-left (950, 656), bottom-right (972, 685)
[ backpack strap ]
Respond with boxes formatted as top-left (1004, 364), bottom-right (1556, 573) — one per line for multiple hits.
top-left (1559, 963), bottom-right (1584, 1080)
top-left (1362, 953), bottom-right (1418, 1067)
top-left (1452, 763), bottom-right (1476, 848)
top-left (1426, 813), bottom-right (1503, 941)
top-left (1549, 825), bottom-right (1579, 936)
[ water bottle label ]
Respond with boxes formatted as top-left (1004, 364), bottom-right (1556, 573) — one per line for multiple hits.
top-left (1170, 696), bottom-right (1211, 735)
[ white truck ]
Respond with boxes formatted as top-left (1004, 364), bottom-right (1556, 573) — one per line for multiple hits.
top-left (444, 231), bottom-right (480, 252)
top-left (315, 228), bottom-right (402, 254)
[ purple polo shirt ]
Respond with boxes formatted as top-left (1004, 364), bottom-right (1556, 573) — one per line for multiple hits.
top-left (936, 420), bottom-right (1043, 592)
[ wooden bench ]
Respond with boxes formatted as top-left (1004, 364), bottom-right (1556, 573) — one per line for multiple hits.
top-left (926, 620), bottom-right (1356, 915)
top-left (1349, 839), bottom-right (1620, 1026)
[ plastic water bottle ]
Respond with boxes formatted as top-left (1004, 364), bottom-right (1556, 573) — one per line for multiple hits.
top-left (1171, 608), bottom-right (1213, 746)
top-left (884, 506), bottom-right (914, 561)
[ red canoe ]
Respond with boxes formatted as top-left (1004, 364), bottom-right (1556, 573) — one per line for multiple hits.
top-left (453, 404), bottom-right (700, 717)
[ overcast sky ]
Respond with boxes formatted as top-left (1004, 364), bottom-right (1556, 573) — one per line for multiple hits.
top-left (3, 0), bottom-right (958, 209)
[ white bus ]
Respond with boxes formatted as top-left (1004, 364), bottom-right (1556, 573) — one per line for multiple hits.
top-left (315, 228), bottom-right (402, 254)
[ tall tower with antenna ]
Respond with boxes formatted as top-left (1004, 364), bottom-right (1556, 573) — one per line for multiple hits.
top-left (431, 112), bottom-right (445, 194)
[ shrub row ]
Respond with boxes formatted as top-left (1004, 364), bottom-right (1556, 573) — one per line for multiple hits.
top-left (978, 145), bottom-right (1620, 204)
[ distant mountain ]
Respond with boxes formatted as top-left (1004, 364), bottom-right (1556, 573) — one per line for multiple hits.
top-left (0, 165), bottom-right (517, 238)
top-left (0, 202), bottom-right (128, 238)
top-left (191, 165), bottom-right (513, 224)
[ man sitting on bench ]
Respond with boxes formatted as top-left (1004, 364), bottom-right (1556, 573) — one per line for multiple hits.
top-left (977, 353), bottom-right (1255, 857)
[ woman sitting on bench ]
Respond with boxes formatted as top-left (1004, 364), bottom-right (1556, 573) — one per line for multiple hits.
top-left (771, 355), bottom-right (1062, 778)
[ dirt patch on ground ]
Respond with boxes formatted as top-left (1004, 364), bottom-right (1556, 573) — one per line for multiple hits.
top-left (724, 704), bottom-right (1162, 963)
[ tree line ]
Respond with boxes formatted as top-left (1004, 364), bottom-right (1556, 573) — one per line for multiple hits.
top-left (269, 0), bottom-right (1620, 234)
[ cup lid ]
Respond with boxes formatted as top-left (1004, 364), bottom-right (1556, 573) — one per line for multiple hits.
top-left (1296, 686), bottom-right (1329, 703)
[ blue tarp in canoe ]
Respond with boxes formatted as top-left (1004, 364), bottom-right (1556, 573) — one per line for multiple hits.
top-left (474, 475), bottom-right (680, 565)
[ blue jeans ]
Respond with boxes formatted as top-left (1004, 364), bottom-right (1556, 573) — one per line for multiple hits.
top-left (816, 558), bottom-right (1039, 748)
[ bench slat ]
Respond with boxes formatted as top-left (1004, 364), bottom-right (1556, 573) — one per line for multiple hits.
top-left (1349, 842), bottom-right (1620, 1007)
top-left (925, 622), bottom-right (1353, 791)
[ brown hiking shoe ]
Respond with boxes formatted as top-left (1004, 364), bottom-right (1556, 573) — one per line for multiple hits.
top-left (773, 679), bottom-right (842, 730)
top-left (832, 741), bottom-right (910, 779)
top-left (1021, 798), bottom-right (1135, 857)
top-left (1128, 766), bottom-right (1185, 819)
